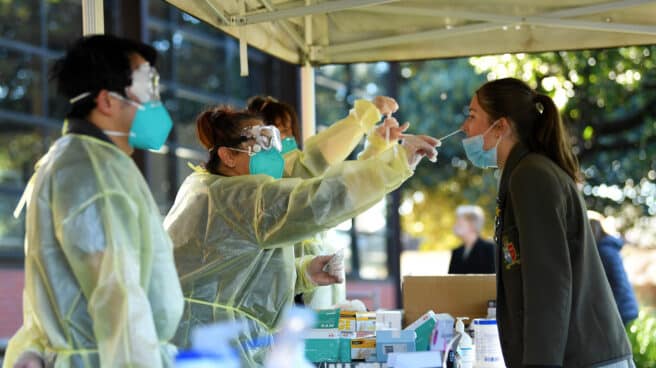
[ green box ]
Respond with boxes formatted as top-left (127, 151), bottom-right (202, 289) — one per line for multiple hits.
top-left (404, 310), bottom-right (437, 351)
top-left (315, 308), bottom-right (341, 329)
top-left (304, 329), bottom-right (341, 363)
top-left (339, 336), bottom-right (352, 363)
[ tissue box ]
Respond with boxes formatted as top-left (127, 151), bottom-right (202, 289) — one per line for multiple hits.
top-left (376, 310), bottom-right (403, 331)
top-left (430, 313), bottom-right (455, 353)
top-left (404, 310), bottom-right (437, 351)
top-left (387, 351), bottom-right (443, 367)
top-left (376, 330), bottom-right (416, 363)
top-left (356, 312), bottom-right (377, 332)
top-left (304, 329), bottom-right (340, 362)
top-left (339, 311), bottom-right (357, 332)
top-left (351, 335), bottom-right (377, 361)
top-left (315, 308), bottom-right (341, 329)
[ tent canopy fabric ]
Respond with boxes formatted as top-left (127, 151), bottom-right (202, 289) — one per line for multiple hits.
top-left (164, 0), bottom-right (656, 65)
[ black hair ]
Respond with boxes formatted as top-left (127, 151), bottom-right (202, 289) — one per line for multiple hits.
top-left (247, 95), bottom-right (301, 142)
top-left (50, 34), bottom-right (158, 120)
top-left (476, 78), bottom-right (581, 182)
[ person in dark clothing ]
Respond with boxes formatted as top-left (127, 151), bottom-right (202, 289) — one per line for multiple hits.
top-left (460, 78), bottom-right (633, 368)
top-left (588, 211), bottom-right (640, 325)
top-left (448, 205), bottom-right (496, 274)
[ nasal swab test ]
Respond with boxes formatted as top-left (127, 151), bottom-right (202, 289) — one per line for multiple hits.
top-left (438, 128), bottom-right (463, 141)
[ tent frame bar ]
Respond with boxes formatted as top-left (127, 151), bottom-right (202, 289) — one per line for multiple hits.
top-left (258, 0), bottom-right (308, 55)
top-left (324, 0), bottom-right (656, 57)
top-left (236, 0), bottom-right (397, 25)
top-left (203, 0), bottom-right (231, 25)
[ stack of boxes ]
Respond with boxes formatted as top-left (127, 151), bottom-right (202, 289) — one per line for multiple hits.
top-left (305, 308), bottom-right (442, 364)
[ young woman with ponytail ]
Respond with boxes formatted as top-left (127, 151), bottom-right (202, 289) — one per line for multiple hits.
top-left (461, 78), bottom-right (633, 368)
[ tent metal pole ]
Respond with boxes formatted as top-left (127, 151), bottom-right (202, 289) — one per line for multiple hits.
top-left (325, 22), bottom-right (498, 55)
top-left (365, 6), bottom-right (656, 35)
top-left (203, 0), bottom-right (231, 25)
top-left (81, 0), bottom-right (104, 35)
top-left (239, 0), bottom-right (397, 25)
top-left (300, 65), bottom-right (316, 141)
top-left (300, 0), bottom-right (316, 141)
top-left (545, 0), bottom-right (653, 18)
top-left (325, 7), bottom-right (656, 55)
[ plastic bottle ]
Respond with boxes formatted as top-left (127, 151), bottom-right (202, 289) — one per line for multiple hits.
top-left (454, 317), bottom-right (474, 368)
top-left (175, 321), bottom-right (244, 368)
top-left (265, 307), bottom-right (316, 368)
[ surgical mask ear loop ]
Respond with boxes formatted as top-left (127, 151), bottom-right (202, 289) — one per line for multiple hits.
top-left (108, 91), bottom-right (144, 110)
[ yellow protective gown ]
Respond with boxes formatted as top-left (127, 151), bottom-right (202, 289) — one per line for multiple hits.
top-left (3, 134), bottom-right (184, 368)
top-left (285, 99), bottom-right (396, 307)
top-left (165, 145), bottom-right (412, 367)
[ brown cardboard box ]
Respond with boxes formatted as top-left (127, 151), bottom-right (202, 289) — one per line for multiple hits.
top-left (402, 275), bottom-right (496, 326)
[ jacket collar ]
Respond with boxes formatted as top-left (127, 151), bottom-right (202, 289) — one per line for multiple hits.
top-left (499, 142), bottom-right (530, 193)
top-left (62, 118), bottom-right (114, 146)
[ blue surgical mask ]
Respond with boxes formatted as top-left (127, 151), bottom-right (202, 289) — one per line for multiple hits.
top-left (280, 137), bottom-right (298, 155)
top-left (462, 121), bottom-right (501, 169)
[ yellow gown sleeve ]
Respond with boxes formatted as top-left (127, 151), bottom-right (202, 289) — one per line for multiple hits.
top-left (210, 145), bottom-right (412, 249)
top-left (57, 192), bottom-right (167, 368)
top-left (358, 129), bottom-right (397, 161)
top-left (284, 99), bottom-right (381, 178)
top-left (295, 254), bottom-right (317, 295)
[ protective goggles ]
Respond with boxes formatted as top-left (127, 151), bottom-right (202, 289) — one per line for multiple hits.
top-left (239, 125), bottom-right (282, 153)
top-left (68, 63), bottom-right (161, 105)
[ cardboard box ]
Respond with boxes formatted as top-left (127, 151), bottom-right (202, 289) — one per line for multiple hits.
top-left (402, 275), bottom-right (496, 325)
top-left (376, 310), bottom-right (403, 331)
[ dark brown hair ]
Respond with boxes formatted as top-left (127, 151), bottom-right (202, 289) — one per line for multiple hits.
top-left (196, 106), bottom-right (261, 174)
top-left (247, 96), bottom-right (301, 142)
top-left (476, 78), bottom-right (581, 182)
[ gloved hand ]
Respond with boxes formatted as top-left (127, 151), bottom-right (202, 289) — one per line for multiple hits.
top-left (374, 117), bottom-right (410, 143)
top-left (14, 352), bottom-right (44, 368)
top-left (401, 134), bottom-right (441, 169)
top-left (306, 251), bottom-right (345, 285)
top-left (372, 96), bottom-right (399, 117)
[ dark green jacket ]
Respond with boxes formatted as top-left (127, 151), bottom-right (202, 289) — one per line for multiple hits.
top-left (495, 143), bottom-right (632, 368)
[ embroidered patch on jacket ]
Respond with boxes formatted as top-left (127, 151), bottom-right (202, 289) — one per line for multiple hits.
top-left (502, 236), bottom-right (521, 269)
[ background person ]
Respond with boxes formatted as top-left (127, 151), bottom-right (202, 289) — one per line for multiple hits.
top-left (588, 211), bottom-right (639, 325)
top-left (448, 205), bottom-right (496, 274)
top-left (460, 77), bottom-right (633, 368)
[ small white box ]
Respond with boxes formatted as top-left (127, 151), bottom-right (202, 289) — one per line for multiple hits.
top-left (376, 310), bottom-right (403, 331)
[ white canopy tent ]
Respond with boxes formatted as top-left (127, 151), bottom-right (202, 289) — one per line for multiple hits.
top-left (83, 0), bottom-right (656, 137)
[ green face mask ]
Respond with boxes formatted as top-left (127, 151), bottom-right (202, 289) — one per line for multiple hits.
top-left (249, 148), bottom-right (285, 179)
top-left (280, 137), bottom-right (298, 155)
